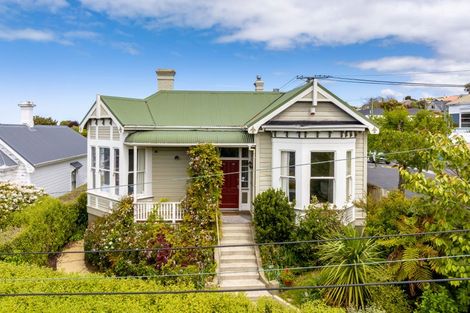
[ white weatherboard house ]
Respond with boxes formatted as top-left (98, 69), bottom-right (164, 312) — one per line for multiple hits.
top-left (0, 101), bottom-right (87, 196)
top-left (80, 70), bottom-right (378, 225)
top-left (448, 94), bottom-right (470, 144)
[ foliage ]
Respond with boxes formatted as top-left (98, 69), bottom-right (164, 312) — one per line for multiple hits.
top-left (57, 184), bottom-right (87, 203)
top-left (279, 268), bottom-right (295, 286)
top-left (85, 144), bottom-right (223, 286)
top-left (346, 305), bottom-right (386, 313)
top-left (292, 200), bottom-right (343, 265)
top-left (59, 120), bottom-right (79, 127)
top-left (369, 108), bottom-right (453, 190)
top-left (300, 300), bottom-right (346, 313)
top-left (369, 285), bottom-right (412, 313)
top-left (318, 227), bottom-right (383, 309)
top-left (415, 287), bottom-right (459, 313)
top-left (253, 188), bottom-right (295, 243)
top-left (0, 182), bottom-right (44, 229)
top-left (0, 262), bottom-right (298, 313)
top-left (33, 115), bottom-right (57, 125)
top-left (0, 193), bottom-right (87, 266)
top-left (280, 271), bottom-right (323, 306)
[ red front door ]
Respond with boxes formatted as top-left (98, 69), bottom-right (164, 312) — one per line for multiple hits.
top-left (221, 160), bottom-right (239, 209)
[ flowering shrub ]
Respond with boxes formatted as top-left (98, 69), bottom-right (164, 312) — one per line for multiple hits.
top-left (0, 182), bottom-right (44, 228)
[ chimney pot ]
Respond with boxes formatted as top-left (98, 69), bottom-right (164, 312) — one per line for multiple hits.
top-left (18, 101), bottom-right (35, 127)
top-left (254, 75), bottom-right (264, 92)
top-left (156, 68), bottom-right (176, 91)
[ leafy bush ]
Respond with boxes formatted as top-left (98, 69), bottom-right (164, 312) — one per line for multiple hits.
top-left (369, 285), bottom-right (412, 313)
top-left (84, 144), bottom-right (222, 285)
top-left (415, 287), bottom-right (459, 313)
top-left (0, 182), bottom-right (44, 228)
top-left (0, 193), bottom-right (87, 266)
top-left (0, 262), bottom-right (296, 313)
top-left (300, 300), bottom-right (345, 313)
top-left (253, 188), bottom-right (295, 243)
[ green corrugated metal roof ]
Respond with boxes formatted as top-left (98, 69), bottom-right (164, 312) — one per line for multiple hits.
top-left (125, 130), bottom-right (254, 145)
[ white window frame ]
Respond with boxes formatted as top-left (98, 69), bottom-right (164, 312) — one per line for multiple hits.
top-left (280, 150), bottom-right (296, 203)
top-left (461, 112), bottom-right (470, 128)
top-left (310, 151), bottom-right (335, 204)
top-left (99, 147), bottom-right (111, 192)
top-left (346, 150), bottom-right (353, 202)
top-left (136, 148), bottom-right (146, 195)
top-left (90, 146), bottom-right (96, 189)
top-left (114, 148), bottom-right (120, 195)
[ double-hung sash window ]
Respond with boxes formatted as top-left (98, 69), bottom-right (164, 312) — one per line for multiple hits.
top-left (310, 152), bottom-right (335, 203)
top-left (114, 148), bottom-right (120, 195)
top-left (280, 151), bottom-right (296, 202)
top-left (99, 147), bottom-right (111, 191)
top-left (91, 146), bottom-right (96, 189)
top-left (461, 113), bottom-right (470, 128)
top-left (346, 150), bottom-right (353, 202)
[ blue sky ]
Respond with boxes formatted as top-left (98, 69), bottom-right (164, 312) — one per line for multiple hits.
top-left (1, 0), bottom-right (469, 124)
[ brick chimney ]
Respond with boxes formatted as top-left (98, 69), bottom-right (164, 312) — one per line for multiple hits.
top-left (156, 69), bottom-right (176, 91)
top-left (254, 75), bottom-right (264, 92)
top-left (18, 101), bottom-right (35, 127)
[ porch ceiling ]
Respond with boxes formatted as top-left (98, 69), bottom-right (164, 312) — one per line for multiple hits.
top-left (125, 130), bottom-right (254, 145)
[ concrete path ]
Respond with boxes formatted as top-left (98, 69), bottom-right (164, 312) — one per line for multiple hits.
top-left (56, 240), bottom-right (89, 274)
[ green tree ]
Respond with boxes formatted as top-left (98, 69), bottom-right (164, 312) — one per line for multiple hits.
top-left (464, 82), bottom-right (470, 94)
top-left (369, 108), bottom-right (453, 190)
top-left (60, 120), bottom-right (79, 127)
top-left (318, 227), bottom-right (383, 309)
top-left (33, 115), bottom-right (57, 125)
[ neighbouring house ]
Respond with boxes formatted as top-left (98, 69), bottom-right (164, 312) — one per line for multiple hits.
top-left (80, 69), bottom-right (378, 225)
top-left (448, 94), bottom-right (470, 144)
top-left (357, 107), bottom-right (421, 118)
top-left (0, 101), bottom-right (87, 196)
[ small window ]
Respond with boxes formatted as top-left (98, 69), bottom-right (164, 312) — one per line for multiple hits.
top-left (241, 148), bottom-right (249, 158)
top-left (280, 151), bottom-right (296, 202)
top-left (461, 113), bottom-right (470, 128)
top-left (310, 152), bottom-right (334, 203)
top-left (241, 160), bottom-right (249, 189)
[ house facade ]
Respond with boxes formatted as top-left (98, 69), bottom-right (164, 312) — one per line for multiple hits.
top-left (80, 70), bottom-right (378, 224)
top-left (448, 94), bottom-right (470, 143)
top-left (0, 102), bottom-right (87, 196)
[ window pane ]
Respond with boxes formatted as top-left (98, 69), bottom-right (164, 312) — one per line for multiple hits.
top-left (137, 149), bottom-right (145, 171)
top-left (137, 172), bottom-right (144, 194)
top-left (346, 177), bottom-right (352, 201)
top-left (128, 149), bottom-right (134, 172)
top-left (99, 148), bottom-right (110, 170)
top-left (281, 177), bottom-right (296, 202)
top-left (241, 148), bottom-right (248, 158)
top-left (219, 148), bottom-right (239, 158)
top-left (91, 169), bottom-right (96, 189)
top-left (115, 174), bottom-right (120, 195)
top-left (346, 151), bottom-right (352, 176)
top-left (241, 192), bottom-right (248, 204)
top-left (241, 160), bottom-right (249, 188)
top-left (311, 152), bottom-right (334, 177)
top-left (114, 149), bottom-right (120, 172)
top-left (128, 173), bottom-right (134, 195)
top-left (101, 170), bottom-right (110, 187)
top-left (91, 147), bottom-right (96, 168)
top-left (281, 151), bottom-right (295, 177)
top-left (310, 179), bottom-right (334, 203)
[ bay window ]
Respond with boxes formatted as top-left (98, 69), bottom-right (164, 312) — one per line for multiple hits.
top-left (310, 152), bottom-right (334, 203)
top-left (280, 151), bottom-right (296, 202)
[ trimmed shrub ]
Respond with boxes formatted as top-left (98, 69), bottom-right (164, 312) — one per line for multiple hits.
top-left (253, 188), bottom-right (295, 243)
top-left (0, 262), bottom-right (296, 313)
top-left (0, 193), bottom-right (87, 266)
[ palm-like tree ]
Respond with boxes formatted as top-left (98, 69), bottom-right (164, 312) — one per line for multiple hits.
top-left (318, 226), bottom-right (383, 309)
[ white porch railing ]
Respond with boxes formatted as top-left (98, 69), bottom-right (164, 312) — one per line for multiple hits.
top-left (134, 201), bottom-right (183, 223)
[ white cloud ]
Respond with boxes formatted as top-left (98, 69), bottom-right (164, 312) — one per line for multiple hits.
top-left (111, 41), bottom-right (139, 55)
top-left (0, 0), bottom-right (68, 11)
top-left (380, 88), bottom-right (403, 99)
top-left (0, 27), bottom-right (55, 41)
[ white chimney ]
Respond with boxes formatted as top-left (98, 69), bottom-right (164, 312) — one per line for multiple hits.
top-left (254, 75), bottom-right (264, 92)
top-left (156, 69), bottom-right (176, 91)
top-left (18, 101), bottom-right (35, 127)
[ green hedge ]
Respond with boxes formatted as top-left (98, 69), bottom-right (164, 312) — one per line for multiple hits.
top-left (0, 262), bottom-right (296, 313)
top-left (0, 193), bottom-right (87, 266)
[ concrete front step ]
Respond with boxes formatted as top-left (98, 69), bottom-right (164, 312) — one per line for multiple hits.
top-left (220, 263), bottom-right (258, 273)
top-left (219, 247), bottom-right (255, 256)
top-left (220, 239), bottom-right (254, 245)
top-left (219, 279), bottom-right (265, 289)
top-left (219, 254), bottom-right (257, 264)
top-left (219, 271), bottom-right (260, 281)
top-left (222, 226), bottom-right (252, 232)
top-left (222, 234), bottom-right (252, 241)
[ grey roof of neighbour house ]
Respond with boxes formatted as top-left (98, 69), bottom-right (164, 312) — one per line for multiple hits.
top-left (0, 124), bottom-right (87, 167)
top-left (0, 150), bottom-right (17, 167)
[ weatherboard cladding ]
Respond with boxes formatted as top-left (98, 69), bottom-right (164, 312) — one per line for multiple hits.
top-left (0, 150), bottom-right (17, 167)
top-left (125, 130), bottom-right (254, 145)
top-left (0, 125), bottom-right (87, 166)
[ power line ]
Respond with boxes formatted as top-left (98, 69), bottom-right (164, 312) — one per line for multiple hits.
top-left (3, 254), bottom-right (468, 283)
top-left (47, 143), bottom-right (457, 196)
top-left (327, 69), bottom-right (470, 78)
top-left (1, 229), bottom-right (468, 257)
top-left (0, 277), bottom-right (468, 298)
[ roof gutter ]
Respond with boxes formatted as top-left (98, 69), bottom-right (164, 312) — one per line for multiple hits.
top-left (123, 126), bottom-right (247, 131)
top-left (123, 143), bottom-right (256, 147)
top-left (34, 153), bottom-right (87, 168)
